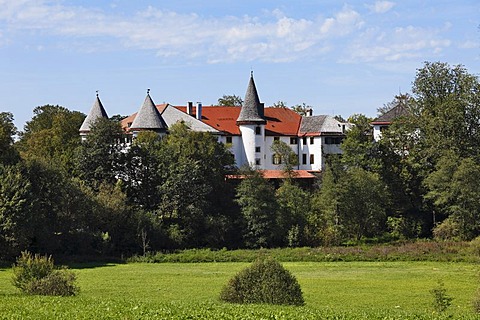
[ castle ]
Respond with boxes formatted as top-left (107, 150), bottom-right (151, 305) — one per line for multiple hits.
top-left (79, 74), bottom-right (349, 176)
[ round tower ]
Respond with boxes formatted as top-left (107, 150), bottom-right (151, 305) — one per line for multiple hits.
top-left (236, 73), bottom-right (266, 169)
top-left (130, 89), bottom-right (168, 138)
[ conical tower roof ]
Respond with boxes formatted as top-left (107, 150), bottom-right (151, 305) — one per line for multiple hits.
top-left (80, 93), bottom-right (109, 133)
top-left (236, 73), bottom-right (266, 125)
top-left (130, 90), bottom-right (167, 131)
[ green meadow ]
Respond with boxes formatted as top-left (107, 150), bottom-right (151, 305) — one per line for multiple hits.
top-left (0, 261), bottom-right (478, 319)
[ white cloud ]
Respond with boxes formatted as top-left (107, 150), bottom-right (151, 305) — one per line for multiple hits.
top-left (345, 24), bottom-right (451, 64)
top-left (367, 1), bottom-right (396, 14)
top-left (0, 0), bottom-right (466, 67)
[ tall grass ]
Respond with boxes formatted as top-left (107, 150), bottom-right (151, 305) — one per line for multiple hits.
top-left (128, 240), bottom-right (478, 263)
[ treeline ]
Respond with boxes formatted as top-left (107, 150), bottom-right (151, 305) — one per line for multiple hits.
top-left (1, 61), bottom-right (479, 260)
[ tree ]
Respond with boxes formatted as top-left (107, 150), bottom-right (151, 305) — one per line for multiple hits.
top-left (0, 112), bottom-right (19, 165)
top-left (340, 114), bottom-right (378, 170)
top-left (426, 155), bottom-right (480, 240)
top-left (291, 103), bottom-right (312, 116)
top-left (377, 93), bottom-right (413, 116)
top-left (272, 101), bottom-right (288, 108)
top-left (17, 105), bottom-right (85, 173)
top-left (270, 140), bottom-right (298, 178)
top-left (0, 164), bottom-right (33, 259)
top-left (155, 122), bottom-right (236, 248)
top-left (307, 158), bottom-right (343, 246)
top-left (120, 131), bottom-right (164, 211)
top-left (236, 168), bottom-right (279, 248)
top-left (218, 95), bottom-right (243, 107)
top-left (411, 62), bottom-right (480, 238)
top-left (275, 180), bottom-right (310, 247)
top-left (75, 118), bottom-right (125, 190)
top-left (412, 61), bottom-right (480, 163)
top-left (309, 164), bottom-right (387, 243)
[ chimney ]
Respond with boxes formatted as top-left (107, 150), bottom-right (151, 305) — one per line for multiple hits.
top-left (187, 101), bottom-right (193, 116)
top-left (307, 108), bottom-right (313, 117)
top-left (196, 102), bottom-right (202, 120)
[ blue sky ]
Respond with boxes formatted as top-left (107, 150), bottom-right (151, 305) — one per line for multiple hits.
top-left (1, 0), bottom-right (479, 130)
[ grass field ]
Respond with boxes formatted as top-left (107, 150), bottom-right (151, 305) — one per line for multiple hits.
top-left (0, 261), bottom-right (479, 319)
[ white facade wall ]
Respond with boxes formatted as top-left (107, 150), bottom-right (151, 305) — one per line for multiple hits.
top-left (220, 131), bottom-right (344, 172)
top-left (373, 124), bottom-right (383, 141)
top-left (298, 136), bottom-right (323, 171)
top-left (238, 124), bottom-right (265, 169)
top-left (263, 136), bottom-right (299, 170)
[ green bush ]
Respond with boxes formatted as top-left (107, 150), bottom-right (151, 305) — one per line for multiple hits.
top-left (430, 280), bottom-right (453, 313)
top-left (219, 257), bottom-right (304, 306)
top-left (12, 251), bottom-right (78, 296)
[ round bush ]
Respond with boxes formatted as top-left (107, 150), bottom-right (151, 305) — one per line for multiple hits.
top-left (12, 251), bottom-right (78, 296)
top-left (220, 257), bottom-right (304, 306)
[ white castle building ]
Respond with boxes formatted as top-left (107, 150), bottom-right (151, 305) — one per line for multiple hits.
top-left (80, 74), bottom-right (349, 176)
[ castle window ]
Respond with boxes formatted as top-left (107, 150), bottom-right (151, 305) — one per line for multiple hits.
top-left (310, 154), bottom-right (315, 164)
top-left (290, 137), bottom-right (298, 145)
top-left (302, 154), bottom-right (307, 165)
top-left (255, 126), bottom-right (261, 135)
top-left (255, 146), bottom-right (261, 153)
top-left (272, 154), bottom-right (282, 165)
top-left (302, 137), bottom-right (307, 145)
top-left (255, 158), bottom-right (261, 165)
top-left (274, 137), bottom-right (280, 141)
top-left (310, 137), bottom-right (315, 144)
top-left (226, 136), bottom-right (232, 144)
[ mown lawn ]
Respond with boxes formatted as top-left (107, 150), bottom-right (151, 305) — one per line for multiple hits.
top-left (0, 261), bottom-right (478, 319)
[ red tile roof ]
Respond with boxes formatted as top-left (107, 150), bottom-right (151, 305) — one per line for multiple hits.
top-left (121, 104), bottom-right (168, 132)
top-left (176, 106), bottom-right (242, 135)
top-left (122, 105), bottom-right (303, 136)
top-left (175, 106), bottom-right (301, 136)
top-left (227, 170), bottom-right (319, 180)
top-left (264, 107), bottom-right (302, 136)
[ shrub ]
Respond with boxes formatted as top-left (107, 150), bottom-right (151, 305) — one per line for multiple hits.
top-left (12, 251), bottom-right (78, 296)
top-left (430, 280), bottom-right (453, 313)
top-left (219, 256), bottom-right (304, 306)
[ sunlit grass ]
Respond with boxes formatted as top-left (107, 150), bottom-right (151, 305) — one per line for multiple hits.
top-left (0, 261), bottom-right (478, 319)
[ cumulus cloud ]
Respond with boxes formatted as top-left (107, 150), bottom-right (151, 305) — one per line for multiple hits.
top-left (0, 0), bottom-right (465, 66)
top-left (345, 25), bottom-right (451, 63)
top-left (0, 0), bottom-right (365, 63)
top-left (367, 1), bottom-right (396, 14)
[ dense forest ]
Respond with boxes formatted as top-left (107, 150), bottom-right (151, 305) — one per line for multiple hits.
top-left (1, 61), bottom-right (479, 260)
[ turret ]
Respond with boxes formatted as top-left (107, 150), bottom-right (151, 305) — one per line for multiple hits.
top-left (130, 89), bottom-right (168, 137)
top-left (79, 91), bottom-right (109, 141)
top-left (236, 72), bottom-right (266, 168)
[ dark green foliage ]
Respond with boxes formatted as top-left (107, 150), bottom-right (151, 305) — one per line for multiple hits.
top-left (236, 168), bottom-right (279, 248)
top-left (275, 180), bottom-right (309, 247)
top-left (17, 105), bottom-right (85, 174)
top-left (309, 164), bottom-right (388, 245)
top-left (0, 164), bottom-right (33, 259)
top-left (220, 257), bottom-right (304, 305)
top-left (218, 94), bottom-right (243, 107)
top-left (0, 112), bottom-right (19, 165)
top-left (75, 117), bottom-right (125, 190)
top-left (155, 123), bottom-right (237, 249)
top-left (12, 251), bottom-right (78, 296)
